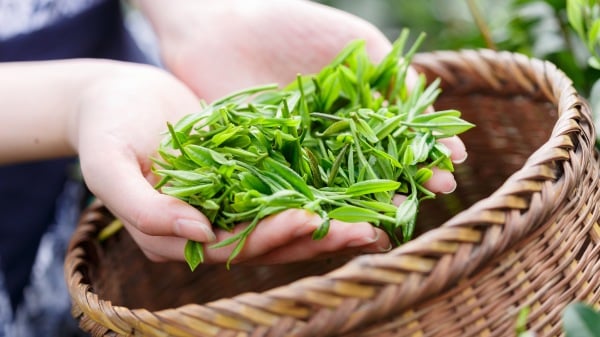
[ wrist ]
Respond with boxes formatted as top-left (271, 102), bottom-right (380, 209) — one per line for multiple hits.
top-left (70, 60), bottom-right (181, 154)
top-left (0, 60), bottom-right (106, 163)
top-left (0, 59), bottom-right (158, 164)
top-left (69, 60), bottom-right (141, 148)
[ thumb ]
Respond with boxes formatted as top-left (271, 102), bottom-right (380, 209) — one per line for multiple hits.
top-left (80, 147), bottom-right (216, 243)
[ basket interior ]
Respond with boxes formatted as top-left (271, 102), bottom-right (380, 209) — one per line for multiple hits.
top-left (86, 89), bottom-right (557, 311)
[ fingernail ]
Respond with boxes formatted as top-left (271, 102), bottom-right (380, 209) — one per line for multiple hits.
top-left (367, 243), bottom-right (392, 253)
top-left (175, 218), bottom-right (216, 242)
top-left (364, 242), bottom-right (393, 253)
top-left (380, 243), bottom-right (393, 252)
top-left (347, 227), bottom-right (379, 247)
top-left (453, 152), bottom-right (468, 164)
top-left (442, 179), bottom-right (457, 194)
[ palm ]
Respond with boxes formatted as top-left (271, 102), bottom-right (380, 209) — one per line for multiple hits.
top-left (160, 0), bottom-right (392, 102)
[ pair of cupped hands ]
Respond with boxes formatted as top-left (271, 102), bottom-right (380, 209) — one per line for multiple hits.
top-left (78, 0), bottom-right (466, 266)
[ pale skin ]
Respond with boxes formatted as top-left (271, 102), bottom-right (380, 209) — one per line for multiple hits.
top-left (0, 0), bottom-right (467, 265)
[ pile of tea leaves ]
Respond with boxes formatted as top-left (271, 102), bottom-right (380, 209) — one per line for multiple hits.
top-left (153, 30), bottom-right (474, 270)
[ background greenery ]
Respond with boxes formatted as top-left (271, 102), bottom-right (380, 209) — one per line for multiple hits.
top-left (319, 1), bottom-right (597, 89)
top-left (315, 1), bottom-right (600, 336)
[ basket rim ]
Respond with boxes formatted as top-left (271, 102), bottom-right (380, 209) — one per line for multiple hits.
top-left (65, 48), bottom-right (596, 337)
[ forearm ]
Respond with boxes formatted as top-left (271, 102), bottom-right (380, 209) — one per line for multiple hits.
top-left (0, 59), bottom-right (133, 164)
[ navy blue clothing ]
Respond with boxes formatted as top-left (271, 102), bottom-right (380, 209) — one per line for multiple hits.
top-left (0, 0), bottom-right (148, 309)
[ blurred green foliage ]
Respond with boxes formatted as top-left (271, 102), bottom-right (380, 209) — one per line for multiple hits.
top-left (317, 0), bottom-right (600, 95)
top-left (562, 302), bottom-right (600, 337)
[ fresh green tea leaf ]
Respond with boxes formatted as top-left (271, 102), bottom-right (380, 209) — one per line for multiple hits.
top-left (328, 205), bottom-right (387, 223)
top-left (262, 157), bottom-right (315, 200)
top-left (184, 241), bottom-right (204, 271)
top-left (563, 302), bottom-right (600, 337)
top-left (311, 217), bottom-right (331, 240)
top-left (345, 179), bottom-right (401, 196)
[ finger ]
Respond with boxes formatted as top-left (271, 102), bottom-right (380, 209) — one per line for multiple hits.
top-left (80, 147), bottom-right (216, 244)
top-left (438, 135), bottom-right (468, 164)
top-left (422, 167), bottom-right (456, 194)
top-left (123, 209), bottom-right (319, 264)
top-left (392, 194), bottom-right (407, 206)
top-left (405, 66), bottom-right (420, 91)
top-left (137, 209), bottom-right (388, 265)
top-left (244, 221), bottom-right (391, 265)
top-left (125, 217), bottom-right (390, 267)
top-left (198, 209), bottom-right (322, 263)
top-left (236, 209), bottom-right (322, 256)
top-left (121, 224), bottom-right (188, 262)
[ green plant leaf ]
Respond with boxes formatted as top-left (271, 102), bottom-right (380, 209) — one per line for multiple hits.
top-left (567, 0), bottom-right (586, 38)
top-left (409, 109), bottom-right (462, 124)
top-left (563, 302), bottom-right (600, 337)
top-left (402, 116), bottom-right (475, 136)
top-left (345, 179), bottom-right (401, 196)
top-left (211, 83), bottom-right (279, 106)
top-left (161, 184), bottom-right (220, 198)
top-left (262, 157), bottom-right (315, 200)
top-left (328, 205), bottom-right (389, 223)
top-left (239, 171), bottom-right (271, 195)
top-left (317, 119), bottom-right (351, 137)
top-left (587, 20), bottom-right (600, 52)
top-left (184, 241), bottom-right (204, 271)
top-left (396, 194), bottom-right (419, 240)
top-left (395, 194), bottom-right (418, 226)
top-left (311, 217), bottom-right (331, 240)
top-left (155, 169), bottom-right (215, 184)
top-left (589, 56), bottom-right (600, 70)
top-left (328, 39), bottom-right (365, 68)
top-left (515, 306), bottom-right (530, 335)
top-left (354, 116), bottom-right (379, 143)
top-left (415, 167), bottom-right (434, 184)
top-left (348, 199), bottom-right (398, 214)
top-left (410, 133), bottom-right (432, 164)
top-left (184, 145), bottom-right (217, 166)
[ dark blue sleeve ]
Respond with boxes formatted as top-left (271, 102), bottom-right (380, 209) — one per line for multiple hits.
top-left (0, 0), bottom-right (147, 62)
top-left (0, 0), bottom-right (150, 309)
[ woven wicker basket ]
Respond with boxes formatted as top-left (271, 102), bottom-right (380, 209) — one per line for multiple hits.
top-left (65, 49), bottom-right (600, 337)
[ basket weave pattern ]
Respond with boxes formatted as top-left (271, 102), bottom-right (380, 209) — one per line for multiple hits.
top-left (65, 49), bottom-right (600, 337)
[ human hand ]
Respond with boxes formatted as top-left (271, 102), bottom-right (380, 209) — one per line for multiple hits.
top-left (72, 62), bottom-right (391, 264)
